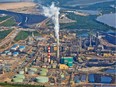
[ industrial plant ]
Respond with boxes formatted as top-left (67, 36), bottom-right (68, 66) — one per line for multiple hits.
top-left (0, 1), bottom-right (116, 87)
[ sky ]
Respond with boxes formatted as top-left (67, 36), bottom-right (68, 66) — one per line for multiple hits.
top-left (0, 0), bottom-right (20, 2)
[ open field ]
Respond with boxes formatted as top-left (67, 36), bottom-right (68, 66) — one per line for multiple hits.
top-left (0, 29), bottom-right (12, 40)
top-left (0, 16), bottom-right (10, 22)
top-left (14, 31), bottom-right (40, 41)
top-left (0, 82), bottom-right (44, 87)
top-left (0, 2), bottom-right (36, 10)
top-left (0, 17), bottom-right (16, 27)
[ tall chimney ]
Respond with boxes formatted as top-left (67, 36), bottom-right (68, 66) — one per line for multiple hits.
top-left (57, 39), bottom-right (59, 58)
top-left (48, 46), bottom-right (51, 63)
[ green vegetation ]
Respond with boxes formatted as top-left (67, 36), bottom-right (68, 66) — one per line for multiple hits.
top-left (60, 1), bottom-right (115, 34)
top-left (60, 13), bottom-right (115, 32)
top-left (62, 1), bottom-right (115, 14)
top-left (0, 82), bottom-right (45, 87)
top-left (82, 1), bottom-right (115, 14)
top-left (0, 18), bottom-right (16, 27)
top-left (0, 16), bottom-right (10, 22)
top-left (14, 31), bottom-right (40, 41)
top-left (0, 29), bottom-right (12, 40)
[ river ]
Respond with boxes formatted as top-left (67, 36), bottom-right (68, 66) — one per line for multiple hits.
top-left (96, 13), bottom-right (116, 28)
top-left (0, 10), bottom-right (46, 28)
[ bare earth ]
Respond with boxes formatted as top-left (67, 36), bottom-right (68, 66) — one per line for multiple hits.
top-left (0, 2), bottom-right (36, 10)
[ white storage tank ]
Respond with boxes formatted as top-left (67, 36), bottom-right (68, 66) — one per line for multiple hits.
top-left (28, 70), bottom-right (35, 75)
top-left (12, 78), bottom-right (23, 83)
top-left (11, 44), bottom-right (19, 51)
top-left (14, 74), bottom-right (25, 79)
top-left (29, 68), bottom-right (37, 72)
top-left (35, 76), bottom-right (49, 83)
top-left (19, 46), bottom-right (25, 52)
top-left (7, 52), bottom-right (12, 56)
top-left (19, 71), bottom-right (24, 74)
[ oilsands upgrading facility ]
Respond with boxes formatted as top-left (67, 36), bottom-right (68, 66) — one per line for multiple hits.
top-left (0, 2), bottom-right (116, 87)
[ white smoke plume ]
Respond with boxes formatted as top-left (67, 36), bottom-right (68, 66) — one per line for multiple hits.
top-left (43, 2), bottom-right (60, 40)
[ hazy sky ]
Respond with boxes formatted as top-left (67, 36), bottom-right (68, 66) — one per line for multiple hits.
top-left (0, 0), bottom-right (20, 2)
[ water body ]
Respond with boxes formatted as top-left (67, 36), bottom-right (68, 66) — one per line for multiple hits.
top-left (65, 0), bottom-right (114, 7)
top-left (77, 10), bottom-right (100, 15)
top-left (89, 74), bottom-right (112, 83)
top-left (0, 10), bottom-right (46, 28)
top-left (96, 13), bottom-right (116, 28)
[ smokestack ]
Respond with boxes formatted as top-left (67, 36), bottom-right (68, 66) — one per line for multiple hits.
top-left (57, 39), bottom-right (59, 58)
top-left (48, 46), bottom-right (51, 63)
top-left (43, 2), bottom-right (60, 58)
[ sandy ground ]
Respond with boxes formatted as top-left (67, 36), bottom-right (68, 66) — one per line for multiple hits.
top-left (0, 2), bottom-right (36, 10)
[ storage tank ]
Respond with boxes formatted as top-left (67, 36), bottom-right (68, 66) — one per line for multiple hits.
top-left (35, 76), bottom-right (49, 83)
top-left (12, 78), bottom-right (23, 83)
top-left (11, 44), bottom-right (19, 51)
top-left (13, 52), bottom-right (19, 57)
top-left (39, 71), bottom-right (47, 76)
top-left (7, 52), bottom-right (12, 56)
top-left (29, 68), bottom-right (37, 72)
top-left (19, 46), bottom-right (25, 52)
top-left (14, 74), bottom-right (25, 79)
top-left (19, 71), bottom-right (24, 74)
top-left (28, 70), bottom-right (35, 75)
top-left (41, 68), bottom-right (48, 72)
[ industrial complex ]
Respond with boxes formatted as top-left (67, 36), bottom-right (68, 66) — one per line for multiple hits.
top-left (0, 1), bottom-right (116, 87)
top-left (0, 26), bottom-right (115, 87)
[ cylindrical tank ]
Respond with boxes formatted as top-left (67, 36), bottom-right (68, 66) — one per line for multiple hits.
top-left (7, 52), bottom-right (12, 56)
top-left (19, 71), bottom-right (24, 74)
top-left (12, 78), bottom-right (23, 83)
top-left (14, 74), bottom-right (25, 79)
top-left (29, 68), bottom-right (37, 72)
top-left (41, 68), bottom-right (48, 72)
top-left (35, 76), bottom-right (49, 83)
top-left (39, 71), bottom-right (47, 76)
top-left (28, 70), bottom-right (35, 75)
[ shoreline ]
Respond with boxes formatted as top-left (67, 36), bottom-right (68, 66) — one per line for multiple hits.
top-left (0, 2), bottom-right (36, 10)
top-left (65, 0), bottom-right (114, 7)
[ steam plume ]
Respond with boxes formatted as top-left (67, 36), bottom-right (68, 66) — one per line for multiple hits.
top-left (43, 2), bottom-right (60, 40)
